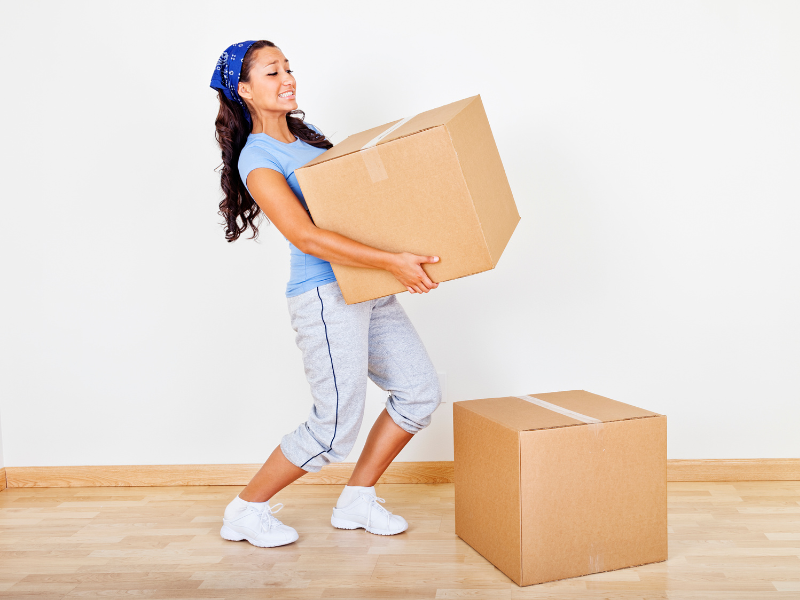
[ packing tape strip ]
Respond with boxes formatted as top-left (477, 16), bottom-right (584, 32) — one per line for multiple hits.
top-left (515, 395), bottom-right (602, 424)
top-left (358, 113), bottom-right (419, 183)
top-left (517, 395), bottom-right (605, 572)
top-left (588, 552), bottom-right (605, 573)
top-left (588, 540), bottom-right (605, 574)
top-left (361, 114), bottom-right (418, 150)
top-left (360, 147), bottom-right (388, 183)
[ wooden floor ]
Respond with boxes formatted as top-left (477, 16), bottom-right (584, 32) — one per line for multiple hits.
top-left (0, 482), bottom-right (799, 599)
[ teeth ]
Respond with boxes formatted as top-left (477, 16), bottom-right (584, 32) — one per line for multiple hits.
top-left (279, 91), bottom-right (294, 98)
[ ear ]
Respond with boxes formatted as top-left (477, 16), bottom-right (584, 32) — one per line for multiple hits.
top-left (238, 81), bottom-right (251, 101)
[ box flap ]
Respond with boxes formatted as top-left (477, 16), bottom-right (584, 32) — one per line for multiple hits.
top-left (454, 390), bottom-right (662, 432)
top-left (299, 95), bottom-right (480, 168)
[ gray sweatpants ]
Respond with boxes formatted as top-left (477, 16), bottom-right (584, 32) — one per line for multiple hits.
top-left (280, 281), bottom-right (442, 473)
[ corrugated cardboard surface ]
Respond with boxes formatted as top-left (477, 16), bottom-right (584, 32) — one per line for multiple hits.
top-left (453, 402), bottom-right (522, 583)
top-left (453, 390), bottom-right (667, 586)
top-left (520, 416), bottom-right (668, 585)
top-left (295, 95), bottom-right (520, 304)
top-left (446, 96), bottom-right (519, 266)
top-left (297, 126), bottom-right (492, 304)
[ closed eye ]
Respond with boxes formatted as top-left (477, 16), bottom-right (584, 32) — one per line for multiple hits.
top-left (268, 70), bottom-right (293, 76)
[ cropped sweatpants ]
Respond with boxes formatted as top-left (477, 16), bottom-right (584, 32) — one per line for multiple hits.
top-left (280, 281), bottom-right (442, 473)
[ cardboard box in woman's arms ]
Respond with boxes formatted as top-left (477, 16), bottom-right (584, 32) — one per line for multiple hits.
top-left (295, 95), bottom-right (520, 304)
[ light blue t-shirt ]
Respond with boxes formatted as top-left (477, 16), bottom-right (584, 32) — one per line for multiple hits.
top-left (238, 123), bottom-right (337, 298)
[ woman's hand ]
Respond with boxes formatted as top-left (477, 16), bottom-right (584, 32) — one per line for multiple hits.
top-left (387, 253), bottom-right (440, 294)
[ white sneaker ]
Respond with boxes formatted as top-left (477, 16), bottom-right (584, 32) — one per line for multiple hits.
top-left (331, 492), bottom-right (408, 535)
top-left (220, 501), bottom-right (299, 548)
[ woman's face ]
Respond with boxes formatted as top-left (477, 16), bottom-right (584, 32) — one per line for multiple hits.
top-left (239, 46), bottom-right (297, 116)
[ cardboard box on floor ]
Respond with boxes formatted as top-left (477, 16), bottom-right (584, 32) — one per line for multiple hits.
top-left (294, 95), bottom-right (520, 304)
top-left (453, 390), bottom-right (667, 586)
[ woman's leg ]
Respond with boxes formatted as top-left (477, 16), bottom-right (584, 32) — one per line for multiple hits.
top-left (350, 294), bottom-right (442, 486)
top-left (347, 408), bottom-right (413, 487)
top-left (238, 444), bottom-right (307, 502)
top-left (328, 294), bottom-right (440, 535)
top-left (238, 282), bottom-right (373, 501)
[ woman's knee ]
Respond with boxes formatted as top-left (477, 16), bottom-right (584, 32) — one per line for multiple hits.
top-left (280, 416), bottom-right (362, 472)
top-left (385, 376), bottom-right (442, 434)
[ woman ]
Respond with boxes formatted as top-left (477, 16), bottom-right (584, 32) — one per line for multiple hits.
top-left (209, 40), bottom-right (443, 548)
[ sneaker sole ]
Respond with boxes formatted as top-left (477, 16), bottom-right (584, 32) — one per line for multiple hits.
top-left (330, 515), bottom-right (408, 535)
top-left (220, 524), bottom-right (298, 547)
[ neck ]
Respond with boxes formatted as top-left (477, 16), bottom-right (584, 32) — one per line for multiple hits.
top-left (250, 110), bottom-right (294, 142)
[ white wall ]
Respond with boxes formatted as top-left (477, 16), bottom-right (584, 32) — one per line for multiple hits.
top-left (1, 1), bottom-right (798, 467)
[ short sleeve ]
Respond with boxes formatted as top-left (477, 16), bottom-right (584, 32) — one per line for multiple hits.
top-left (238, 143), bottom-right (284, 194)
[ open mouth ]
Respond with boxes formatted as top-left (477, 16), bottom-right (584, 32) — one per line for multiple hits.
top-left (279, 90), bottom-right (295, 99)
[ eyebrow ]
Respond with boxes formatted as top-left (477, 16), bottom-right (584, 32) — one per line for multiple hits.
top-left (263, 58), bottom-right (290, 67)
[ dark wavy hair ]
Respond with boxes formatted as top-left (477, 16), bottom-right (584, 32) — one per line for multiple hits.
top-left (214, 40), bottom-right (333, 242)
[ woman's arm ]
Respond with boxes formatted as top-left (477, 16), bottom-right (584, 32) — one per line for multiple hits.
top-left (246, 167), bottom-right (439, 294)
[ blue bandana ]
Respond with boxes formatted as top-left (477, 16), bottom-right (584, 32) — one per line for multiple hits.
top-left (210, 41), bottom-right (257, 125)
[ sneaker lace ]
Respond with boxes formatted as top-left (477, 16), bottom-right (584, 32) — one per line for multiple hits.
top-left (256, 502), bottom-right (285, 534)
top-left (361, 494), bottom-right (392, 530)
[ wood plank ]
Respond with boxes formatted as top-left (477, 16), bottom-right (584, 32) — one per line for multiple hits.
top-left (4, 459), bottom-right (799, 488)
top-left (0, 467), bottom-right (6, 491)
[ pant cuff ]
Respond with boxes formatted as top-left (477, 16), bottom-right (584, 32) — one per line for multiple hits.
top-left (280, 437), bottom-right (325, 473)
top-left (385, 394), bottom-right (428, 434)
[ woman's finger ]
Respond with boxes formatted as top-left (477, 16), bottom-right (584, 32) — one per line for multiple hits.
top-left (420, 273), bottom-right (436, 290)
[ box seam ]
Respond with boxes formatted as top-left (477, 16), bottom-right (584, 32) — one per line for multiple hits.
top-left (519, 414), bottom-right (663, 431)
top-left (297, 124), bottom-right (446, 168)
top-left (458, 407), bottom-right (663, 432)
